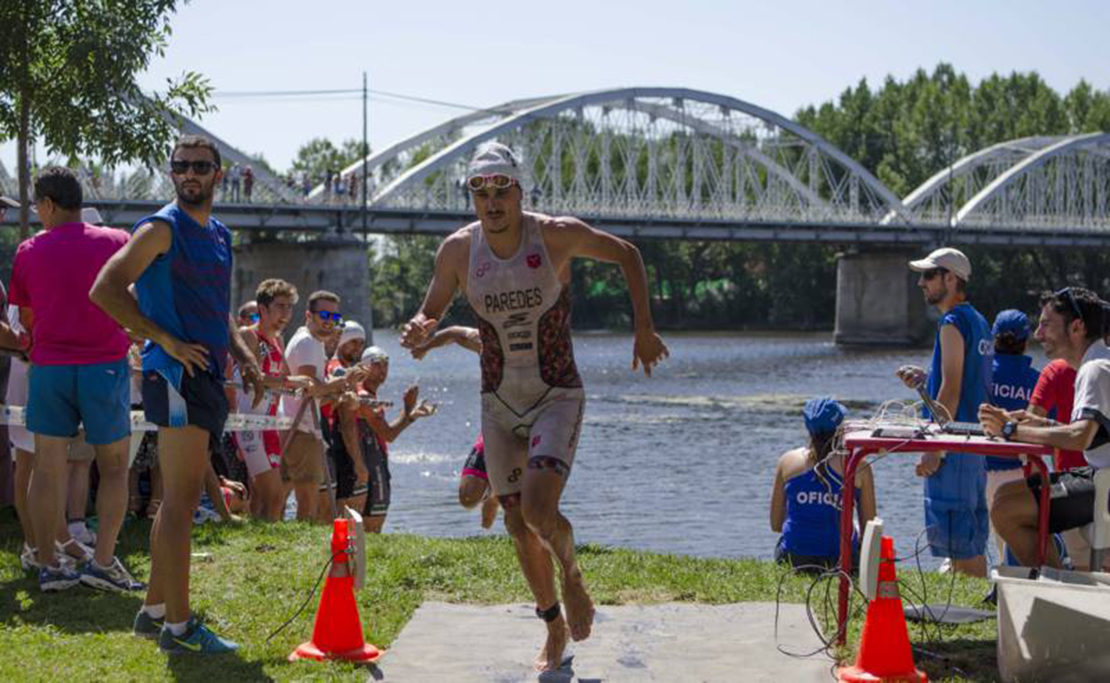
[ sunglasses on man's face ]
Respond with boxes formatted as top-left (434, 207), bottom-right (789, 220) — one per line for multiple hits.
top-left (170, 160), bottom-right (217, 176)
top-left (467, 174), bottom-right (516, 192)
top-left (314, 310), bottom-right (343, 323)
top-left (921, 267), bottom-right (948, 281)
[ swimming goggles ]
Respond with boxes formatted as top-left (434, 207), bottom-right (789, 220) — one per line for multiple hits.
top-left (466, 174), bottom-right (516, 192)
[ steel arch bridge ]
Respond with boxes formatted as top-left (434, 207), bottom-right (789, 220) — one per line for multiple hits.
top-left (3, 88), bottom-right (1110, 247)
top-left (886, 133), bottom-right (1110, 245)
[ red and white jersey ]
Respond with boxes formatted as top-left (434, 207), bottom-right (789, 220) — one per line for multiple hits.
top-left (233, 328), bottom-right (285, 417)
top-left (463, 212), bottom-right (581, 413)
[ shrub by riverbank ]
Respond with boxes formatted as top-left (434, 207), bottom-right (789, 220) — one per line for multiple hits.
top-left (0, 510), bottom-right (997, 681)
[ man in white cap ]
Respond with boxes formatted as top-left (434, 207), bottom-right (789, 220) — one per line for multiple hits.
top-left (317, 320), bottom-right (369, 518)
top-left (400, 141), bottom-right (669, 671)
top-left (897, 247), bottom-right (992, 577)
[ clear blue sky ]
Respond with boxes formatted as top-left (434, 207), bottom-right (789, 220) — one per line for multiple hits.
top-left (6, 0), bottom-right (1110, 172)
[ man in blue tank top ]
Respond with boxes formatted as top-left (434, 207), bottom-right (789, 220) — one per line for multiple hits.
top-left (897, 247), bottom-right (992, 577)
top-left (91, 135), bottom-right (265, 655)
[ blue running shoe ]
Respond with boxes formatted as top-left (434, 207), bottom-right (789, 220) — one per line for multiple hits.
top-left (39, 563), bottom-right (81, 592)
top-left (80, 557), bottom-right (146, 593)
top-left (133, 609), bottom-right (164, 640)
top-left (159, 616), bottom-right (239, 655)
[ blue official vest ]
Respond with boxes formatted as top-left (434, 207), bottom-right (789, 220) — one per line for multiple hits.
top-left (924, 302), bottom-right (992, 510)
top-left (780, 466), bottom-right (858, 558)
top-left (987, 354), bottom-right (1040, 471)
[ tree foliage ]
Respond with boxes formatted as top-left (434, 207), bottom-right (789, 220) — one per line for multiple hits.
top-left (289, 137), bottom-right (370, 184)
top-left (0, 0), bottom-right (213, 236)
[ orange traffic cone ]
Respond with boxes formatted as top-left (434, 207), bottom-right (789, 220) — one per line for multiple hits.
top-left (838, 536), bottom-right (927, 682)
top-left (289, 518), bottom-right (381, 663)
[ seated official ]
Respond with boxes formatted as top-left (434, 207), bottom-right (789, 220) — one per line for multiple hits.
top-left (770, 398), bottom-right (876, 571)
top-left (983, 288), bottom-right (1110, 568)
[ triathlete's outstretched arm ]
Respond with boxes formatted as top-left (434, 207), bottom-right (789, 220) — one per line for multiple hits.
top-left (411, 325), bottom-right (481, 359)
top-left (90, 221), bottom-right (210, 377)
top-left (546, 217), bottom-right (669, 376)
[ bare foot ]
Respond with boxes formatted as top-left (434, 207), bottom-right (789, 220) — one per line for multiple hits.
top-left (480, 496), bottom-right (499, 529)
top-left (563, 571), bottom-right (595, 641)
top-left (533, 617), bottom-right (569, 671)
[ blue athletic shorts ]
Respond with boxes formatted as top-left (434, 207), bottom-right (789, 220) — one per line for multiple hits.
top-left (925, 456), bottom-right (989, 559)
top-left (26, 358), bottom-right (131, 445)
top-left (142, 370), bottom-right (228, 438)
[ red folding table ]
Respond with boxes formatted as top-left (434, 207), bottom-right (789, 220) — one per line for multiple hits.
top-left (836, 427), bottom-right (1055, 644)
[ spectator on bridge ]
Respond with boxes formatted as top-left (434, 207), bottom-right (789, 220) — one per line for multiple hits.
top-left (9, 166), bottom-right (140, 592)
top-left (325, 168), bottom-right (336, 197)
top-left (770, 398), bottom-right (876, 571)
top-left (897, 247), bottom-right (992, 578)
top-left (301, 171), bottom-right (312, 197)
top-left (228, 163), bottom-right (242, 202)
top-left (243, 166), bottom-right (255, 203)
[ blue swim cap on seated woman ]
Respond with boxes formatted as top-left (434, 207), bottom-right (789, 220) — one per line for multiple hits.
top-left (803, 397), bottom-right (847, 437)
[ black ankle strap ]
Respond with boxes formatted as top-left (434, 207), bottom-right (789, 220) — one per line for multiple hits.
top-left (535, 601), bottom-right (561, 622)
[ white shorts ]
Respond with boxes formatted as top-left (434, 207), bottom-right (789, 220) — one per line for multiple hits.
top-left (236, 430), bottom-right (282, 479)
top-left (481, 387), bottom-right (584, 497)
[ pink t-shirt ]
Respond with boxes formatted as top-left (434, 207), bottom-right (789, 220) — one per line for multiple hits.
top-left (9, 222), bottom-right (130, 365)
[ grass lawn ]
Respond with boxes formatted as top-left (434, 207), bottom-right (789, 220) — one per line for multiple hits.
top-left (0, 508), bottom-right (1000, 681)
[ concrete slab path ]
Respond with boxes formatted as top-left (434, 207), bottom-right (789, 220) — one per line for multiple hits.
top-left (373, 601), bottom-right (833, 682)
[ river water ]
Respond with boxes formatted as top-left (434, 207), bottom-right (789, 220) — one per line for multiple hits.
top-left (362, 330), bottom-right (1045, 564)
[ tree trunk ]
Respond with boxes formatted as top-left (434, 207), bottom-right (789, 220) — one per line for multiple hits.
top-left (17, 6), bottom-right (31, 240)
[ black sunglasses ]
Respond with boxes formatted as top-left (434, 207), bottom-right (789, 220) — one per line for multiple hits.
top-left (1055, 287), bottom-right (1084, 321)
top-left (170, 160), bottom-right (217, 175)
top-left (921, 267), bottom-right (949, 281)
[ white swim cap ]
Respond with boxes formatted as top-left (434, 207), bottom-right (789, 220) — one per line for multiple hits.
top-left (360, 345), bottom-right (389, 364)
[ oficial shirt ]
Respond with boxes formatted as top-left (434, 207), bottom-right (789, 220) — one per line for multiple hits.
top-left (1029, 359), bottom-right (1085, 471)
top-left (924, 302), bottom-right (992, 510)
top-left (986, 354), bottom-right (1041, 471)
top-left (1072, 342), bottom-right (1110, 469)
top-left (284, 326), bottom-right (327, 435)
top-left (8, 222), bottom-right (130, 365)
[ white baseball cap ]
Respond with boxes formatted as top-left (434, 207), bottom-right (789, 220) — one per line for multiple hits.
top-left (360, 345), bottom-right (389, 365)
top-left (338, 321), bottom-right (366, 348)
top-left (909, 247), bottom-right (971, 282)
top-left (466, 142), bottom-right (524, 185)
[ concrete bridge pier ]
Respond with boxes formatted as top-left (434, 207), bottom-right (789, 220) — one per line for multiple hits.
top-left (834, 248), bottom-right (929, 346)
top-left (232, 237), bottom-right (373, 343)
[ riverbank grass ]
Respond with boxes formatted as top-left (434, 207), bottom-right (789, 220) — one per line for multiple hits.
top-left (0, 509), bottom-right (997, 681)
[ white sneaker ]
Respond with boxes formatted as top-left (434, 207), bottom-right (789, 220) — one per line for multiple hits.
top-left (20, 544), bottom-right (39, 572)
top-left (938, 558), bottom-right (953, 574)
top-left (57, 538), bottom-right (94, 565)
top-left (68, 521), bottom-right (97, 547)
top-left (22, 544), bottom-right (77, 572)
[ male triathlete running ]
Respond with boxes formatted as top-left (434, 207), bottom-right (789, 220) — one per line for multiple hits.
top-left (401, 142), bottom-right (668, 671)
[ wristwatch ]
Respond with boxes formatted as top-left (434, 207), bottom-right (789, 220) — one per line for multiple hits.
top-left (1001, 421), bottom-right (1019, 441)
